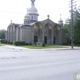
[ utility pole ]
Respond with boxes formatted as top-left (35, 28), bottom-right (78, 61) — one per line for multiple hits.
top-left (69, 0), bottom-right (77, 49)
top-left (71, 0), bottom-right (74, 49)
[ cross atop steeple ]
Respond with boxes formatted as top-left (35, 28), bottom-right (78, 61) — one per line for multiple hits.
top-left (60, 14), bottom-right (62, 20)
top-left (31, 0), bottom-right (35, 6)
top-left (47, 15), bottom-right (50, 19)
top-left (10, 20), bottom-right (12, 23)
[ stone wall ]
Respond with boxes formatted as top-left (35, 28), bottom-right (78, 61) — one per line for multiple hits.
top-left (21, 26), bottom-right (32, 44)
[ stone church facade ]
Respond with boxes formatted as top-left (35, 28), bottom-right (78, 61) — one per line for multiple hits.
top-left (5, 0), bottom-right (67, 45)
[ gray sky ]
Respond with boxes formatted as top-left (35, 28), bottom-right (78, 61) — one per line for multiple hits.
top-left (0, 0), bottom-right (79, 30)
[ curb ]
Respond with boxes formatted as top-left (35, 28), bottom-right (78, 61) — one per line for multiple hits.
top-left (1, 46), bottom-right (80, 51)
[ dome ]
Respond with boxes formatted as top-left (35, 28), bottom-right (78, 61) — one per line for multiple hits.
top-left (58, 19), bottom-right (63, 23)
top-left (25, 14), bottom-right (30, 20)
top-left (27, 6), bottom-right (38, 14)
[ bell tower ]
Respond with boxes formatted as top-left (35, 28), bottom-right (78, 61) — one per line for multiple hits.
top-left (27, 0), bottom-right (39, 23)
top-left (58, 14), bottom-right (63, 28)
top-left (24, 9), bottom-right (30, 25)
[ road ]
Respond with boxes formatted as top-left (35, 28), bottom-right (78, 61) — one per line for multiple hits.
top-left (0, 46), bottom-right (80, 80)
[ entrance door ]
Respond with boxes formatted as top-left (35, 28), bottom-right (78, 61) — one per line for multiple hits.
top-left (34, 36), bottom-right (38, 43)
top-left (54, 37), bottom-right (56, 44)
top-left (44, 36), bottom-right (47, 44)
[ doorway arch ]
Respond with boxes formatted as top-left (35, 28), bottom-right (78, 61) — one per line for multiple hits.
top-left (34, 22), bottom-right (43, 42)
top-left (53, 24), bottom-right (60, 44)
top-left (44, 36), bottom-right (47, 44)
top-left (34, 36), bottom-right (38, 43)
top-left (44, 23), bottom-right (52, 44)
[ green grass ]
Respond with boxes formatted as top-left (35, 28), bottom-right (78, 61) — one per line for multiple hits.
top-left (0, 43), bottom-right (69, 49)
top-left (22, 45), bottom-right (68, 49)
top-left (0, 43), bottom-right (4, 46)
top-left (0, 43), bottom-right (14, 46)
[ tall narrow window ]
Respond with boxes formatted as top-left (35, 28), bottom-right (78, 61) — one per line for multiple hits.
top-left (32, 16), bottom-right (33, 20)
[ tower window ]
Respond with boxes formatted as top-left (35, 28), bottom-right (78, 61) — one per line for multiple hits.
top-left (34, 16), bottom-right (36, 20)
top-left (27, 21), bottom-right (29, 24)
top-left (32, 16), bottom-right (33, 19)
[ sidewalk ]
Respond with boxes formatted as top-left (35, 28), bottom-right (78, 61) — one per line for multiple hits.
top-left (2, 45), bottom-right (80, 51)
top-left (2, 45), bottom-right (29, 50)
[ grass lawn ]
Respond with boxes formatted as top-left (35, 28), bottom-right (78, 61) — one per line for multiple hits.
top-left (0, 43), bottom-right (14, 46)
top-left (0, 44), bottom-right (2, 46)
top-left (22, 45), bottom-right (68, 49)
top-left (0, 43), bottom-right (4, 46)
top-left (0, 43), bottom-right (69, 49)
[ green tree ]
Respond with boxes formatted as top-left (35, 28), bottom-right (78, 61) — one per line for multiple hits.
top-left (63, 19), bottom-right (71, 43)
top-left (63, 6), bottom-right (80, 45)
top-left (74, 9), bottom-right (80, 44)
top-left (0, 29), bottom-right (6, 39)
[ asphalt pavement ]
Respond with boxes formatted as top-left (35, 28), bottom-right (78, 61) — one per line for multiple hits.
top-left (0, 46), bottom-right (80, 80)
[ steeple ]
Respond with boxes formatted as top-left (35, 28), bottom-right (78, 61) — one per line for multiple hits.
top-left (58, 14), bottom-right (63, 28)
top-left (60, 14), bottom-right (61, 20)
top-left (24, 0), bottom-right (39, 24)
top-left (26, 0), bottom-right (39, 23)
top-left (10, 19), bottom-right (13, 25)
top-left (24, 8), bottom-right (30, 25)
top-left (10, 20), bottom-right (12, 24)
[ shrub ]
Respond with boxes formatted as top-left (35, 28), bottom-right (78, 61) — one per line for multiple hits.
top-left (42, 42), bottom-right (46, 47)
top-left (26, 43), bottom-right (29, 45)
top-left (1, 39), bottom-right (6, 43)
top-left (5, 40), bottom-right (7, 43)
top-left (62, 43), bottom-right (68, 45)
top-left (34, 42), bottom-right (36, 45)
top-left (10, 42), bottom-right (12, 44)
top-left (7, 41), bottom-right (11, 44)
top-left (14, 41), bottom-right (25, 46)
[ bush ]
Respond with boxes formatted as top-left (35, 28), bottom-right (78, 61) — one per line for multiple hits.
top-left (42, 42), bottom-right (46, 47)
top-left (34, 42), bottom-right (37, 45)
top-left (7, 41), bottom-right (11, 44)
top-left (74, 42), bottom-right (80, 46)
top-left (14, 41), bottom-right (25, 46)
top-left (26, 43), bottom-right (29, 45)
top-left (1, 39), bottom-right (6, 43)
top-left (62, 43), bottom-right (68, 45)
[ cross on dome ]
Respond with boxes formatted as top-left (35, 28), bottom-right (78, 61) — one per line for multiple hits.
top-left (31, 0), bottom-right (35, 5)
top-left (10, 20), bottom-right (12, 23)
top-left (60, 14), bottom-right (62, 20)
top-left (47, 15), bottom-right (50, 19)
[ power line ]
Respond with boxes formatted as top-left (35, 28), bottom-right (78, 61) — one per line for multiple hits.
top-left (0, 10), bottom-right (68, 20)
top-left (0, 10), bottom-right (25, 14)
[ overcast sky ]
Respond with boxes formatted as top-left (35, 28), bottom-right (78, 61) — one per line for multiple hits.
top-left (0, 0), bottom-right (79, 30)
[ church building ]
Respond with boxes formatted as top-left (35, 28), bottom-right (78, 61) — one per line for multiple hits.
top-left (5, 0), bottom-right (67, 45)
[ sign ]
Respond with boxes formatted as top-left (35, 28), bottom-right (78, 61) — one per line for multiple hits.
top-left (37, 42), bottom-right (42, 46)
